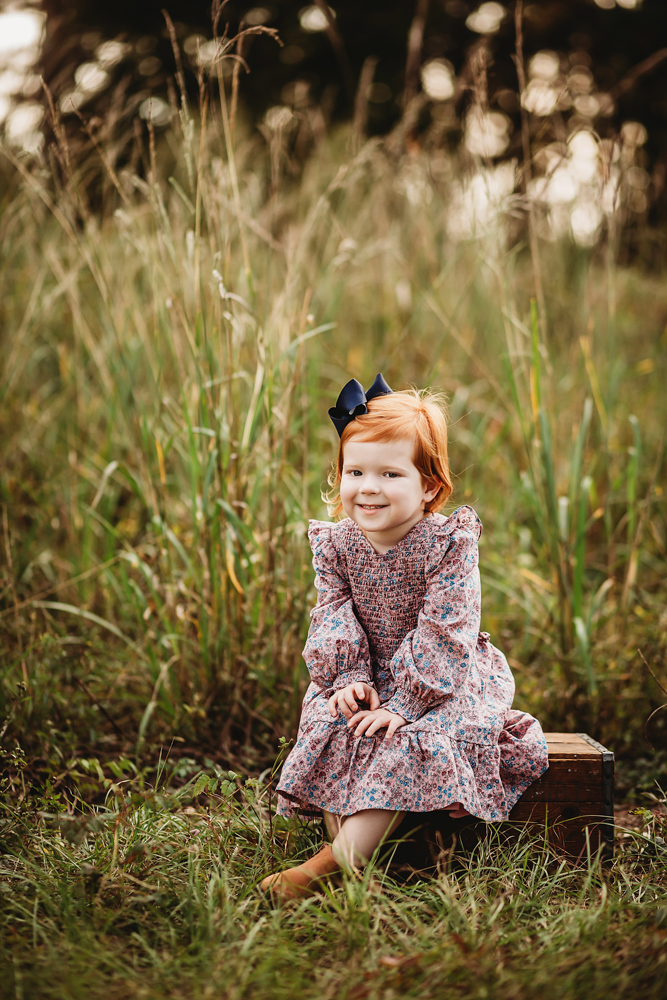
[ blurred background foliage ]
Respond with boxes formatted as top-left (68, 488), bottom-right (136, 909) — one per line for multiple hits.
top-left (0, 0), bottom-right (665, 797)
top-left (0, 0), bottom-right (663, 238)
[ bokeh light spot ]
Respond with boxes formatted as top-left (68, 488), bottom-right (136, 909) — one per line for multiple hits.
top-left (139, 96), bottom-right (173, 126)
top-left (421, 60), bottom-right (455, 100)
top-left (571, 203), bottom-right (602, 245)
top-left (245, 7), bottom-right (273, 25)
top-left (465, 108), bottom-right (511, 158)
top-left (529, 51), bottom-right (560, 81)
top-left (96, 41), bottom-right (128, 68)
top-left (5, 99), bottom-right (43, 152)
top-left (74, 62), bottom-right (109, 95)
top-left (280, 46), bottom-right (305, 65)
top-left (184, 35), bottom-right (207, 56)
top-left (264, 105), bottom-right (295, 130)
top-left (621, 121), bottom-right (647, 146)
top-left (367, 82), bottom-right (392, 103)
top-left (0, 9), bottom-right (44, 56)
top-left (138, 57), bottom-right (162, 77)
top-left (523, 80), bottom-right (558, 116)
top-left (466, 3), bottom-right (506, 35)
top-left (299, 6), bottom-right (333, 33)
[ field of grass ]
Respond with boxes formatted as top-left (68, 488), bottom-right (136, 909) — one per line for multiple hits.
top-left (2, 756), bottom-right (667, 1000)
top-left (1, 62), bottom-right (666, 998)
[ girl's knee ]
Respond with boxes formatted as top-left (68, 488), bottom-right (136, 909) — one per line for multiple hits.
top-left (330, 808), bottom-right (406, 869)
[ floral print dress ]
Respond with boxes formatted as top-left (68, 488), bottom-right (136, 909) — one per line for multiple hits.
top-left (276, 506), bottom-right (548, 822)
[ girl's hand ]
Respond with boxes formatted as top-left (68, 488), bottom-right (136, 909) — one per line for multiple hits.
top-left (328, 682), bottom-right (380, 720)
top-left (347, 708), bottom-right (407, 740)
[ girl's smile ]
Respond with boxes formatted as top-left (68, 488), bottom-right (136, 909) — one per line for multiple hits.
top-left (340, 437), bottom-right (438, 552)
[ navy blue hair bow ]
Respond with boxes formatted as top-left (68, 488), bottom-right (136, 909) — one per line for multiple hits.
top-left (328, 373), bottom-right (393, 437)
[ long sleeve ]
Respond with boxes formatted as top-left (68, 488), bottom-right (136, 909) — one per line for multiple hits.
top-left (302, 521), bottom-right (373, 691)
top-left (383, 508), bottom-right (482, 723)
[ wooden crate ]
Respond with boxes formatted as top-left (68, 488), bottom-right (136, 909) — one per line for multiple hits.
top-left (508, 732), bottom-right (614, 860)
top-left (387, 732), bottom-right (614, 873)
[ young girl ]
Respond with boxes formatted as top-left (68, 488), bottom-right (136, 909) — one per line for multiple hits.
top-left (261, 376), bottom-right (548, 900)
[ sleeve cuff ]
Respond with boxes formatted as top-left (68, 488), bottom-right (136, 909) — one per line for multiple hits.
top-left (333, 670), bottom-right (372, 691)
top-left (382, 689), bottom-right (427, 723)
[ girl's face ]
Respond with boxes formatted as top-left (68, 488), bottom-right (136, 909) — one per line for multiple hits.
top-left (340, 436), bottom-right (438, 550)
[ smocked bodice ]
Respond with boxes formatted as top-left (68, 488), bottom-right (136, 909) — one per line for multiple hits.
top-left (337, 520), bottom-right (430, 660)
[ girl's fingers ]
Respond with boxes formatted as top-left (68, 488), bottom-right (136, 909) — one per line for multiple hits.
top-left (357, 714), bottom-right (389, 737)
top-left (353, 713), bottom-right (378, 736)
top-left (325, 683), bottom-right (383, 724)
top-left (366, 715), bottom-right (393, 737)
top-left (349, 709), bottom-right (406, 737)
top-left (343, 691), bottom-right (358, 715)
top-left (385, 718), bottom-right (402, 739)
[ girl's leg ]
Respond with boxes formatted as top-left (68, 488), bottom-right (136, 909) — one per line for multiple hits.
top-left (330, 809), bottom-right (406, 869)
top-left (260, 809), bottom-right (405, 900)
top-left (322, 810), bottom-right (344, 842)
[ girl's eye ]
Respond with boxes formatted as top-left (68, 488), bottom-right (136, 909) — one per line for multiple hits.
top-left (347, 470), bottom-right (362, 476)
top-left (384, 472), bottom-right (399, 478)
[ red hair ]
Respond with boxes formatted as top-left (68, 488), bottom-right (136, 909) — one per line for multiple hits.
top-left (326, 388), bottom-right (453, 517)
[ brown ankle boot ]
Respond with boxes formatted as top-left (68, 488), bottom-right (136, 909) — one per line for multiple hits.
top-left (260, 844), bottom-right (341, 901)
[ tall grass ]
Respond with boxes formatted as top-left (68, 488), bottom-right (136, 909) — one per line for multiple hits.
top-left (0, 59), bottom-right (665, 767)
top-left (1, 757), bottom-right (666, 1000)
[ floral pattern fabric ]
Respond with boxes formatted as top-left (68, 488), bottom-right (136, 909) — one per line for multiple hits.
top-left (276, 506), bottom-right (548, 822)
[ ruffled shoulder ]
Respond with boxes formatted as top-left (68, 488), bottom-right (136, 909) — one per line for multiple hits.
top-left (422, 505), bottom-right (482, 574)
top-left (307, 518), bottom-right (353, 558)
top-left (424, 505), bottom-right (482, 541)
top-left (443, 504), bottom-right (482, 538)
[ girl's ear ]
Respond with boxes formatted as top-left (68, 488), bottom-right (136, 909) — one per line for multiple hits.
top-left (422, 479), bottom-right (440, 503)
